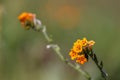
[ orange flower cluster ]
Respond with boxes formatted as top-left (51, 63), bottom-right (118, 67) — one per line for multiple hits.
top-left (18, 12), bottom-right (36, 30)
top-left (69, 38), bottom-right (95, 64)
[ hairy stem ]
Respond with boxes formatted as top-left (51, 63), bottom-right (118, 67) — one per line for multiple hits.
top-left (90, 50), bottom-right (108, 80)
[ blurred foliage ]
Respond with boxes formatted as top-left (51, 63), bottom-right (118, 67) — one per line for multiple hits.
top-left (0, 0), bottom-right (120, 80)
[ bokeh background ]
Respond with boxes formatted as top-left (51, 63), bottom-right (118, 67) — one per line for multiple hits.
top-left (0, 0), bottom-right (120, 80)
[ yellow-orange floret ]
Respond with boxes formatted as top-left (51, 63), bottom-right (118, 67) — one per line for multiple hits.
top-left (73, 40), bottom-right (83, 53)
top-left (76, 54), bottom-right (87, 64)
top-left (82, 37), bottom-right (88, 46)
top-left (69, 49), bottom-right (78, 60)
top-left (73, 43), bottom-right (83, 53)
top-left (74, 39), bottom-right (81, 45)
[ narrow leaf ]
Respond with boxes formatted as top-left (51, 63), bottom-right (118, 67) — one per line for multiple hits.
top-left (93, 54), bottom-right (98, 63)
top-left (100, 61), bottom-right (103, 69)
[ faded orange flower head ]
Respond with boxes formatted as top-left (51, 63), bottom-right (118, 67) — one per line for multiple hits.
top-left (88, 40), bottom-right (95, 46)
top-left (18, 12), bottom-right (36, 23)
top-left (18, 12), bottom-right (36, 29)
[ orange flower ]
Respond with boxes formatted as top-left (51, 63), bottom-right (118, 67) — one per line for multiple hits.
top-left (73, 39), bottom-right (83, 53)
top-left (69, 49), bottom-right (78, 60)
top-left (73, 44), bottom-right (82, 53)
top-left (69, 38), bottom-right (95, 65)
top-left (74, 39), bottom-right (81, 45)
top-left (76, 54), bottom-right (87, 64)
top-left (82, 38), bottom-right (88, 46)
top-left (18, 12), bottom-right (36, 29)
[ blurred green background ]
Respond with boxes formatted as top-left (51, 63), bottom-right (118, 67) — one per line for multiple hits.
top-left (0, 0), bottom-right (120, 80)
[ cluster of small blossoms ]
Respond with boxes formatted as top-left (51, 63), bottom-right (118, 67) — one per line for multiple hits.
top-left (18, 12), bottom-right (42, 31)
top-left (69, 38), bottom-right (95, 64)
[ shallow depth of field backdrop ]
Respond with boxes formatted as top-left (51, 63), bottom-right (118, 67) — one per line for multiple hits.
top-left (0, 0), bottom-right (120, 80)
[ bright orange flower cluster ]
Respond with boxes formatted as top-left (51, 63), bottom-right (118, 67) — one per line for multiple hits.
top-left (69, 38), bottom-right (95, 64)
top-left (18, 12), bottom-right (36, 30)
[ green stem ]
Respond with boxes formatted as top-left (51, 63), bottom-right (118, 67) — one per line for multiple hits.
top-left (42, 25), bottom-right (52, 43)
